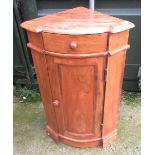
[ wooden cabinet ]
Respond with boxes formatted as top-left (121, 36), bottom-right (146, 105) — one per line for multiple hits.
top-left (21, 7), bottom-right (134, 148)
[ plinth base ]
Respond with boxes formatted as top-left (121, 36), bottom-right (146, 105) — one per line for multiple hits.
top-left (46, 125), bottom-right (117, 148)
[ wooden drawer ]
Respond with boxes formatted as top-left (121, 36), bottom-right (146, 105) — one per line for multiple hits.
top-left (42, 33), bottom-right (108, 54)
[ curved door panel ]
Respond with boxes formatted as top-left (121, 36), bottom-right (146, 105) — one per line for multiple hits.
top-left (46, 56), bottom-right (106, 146)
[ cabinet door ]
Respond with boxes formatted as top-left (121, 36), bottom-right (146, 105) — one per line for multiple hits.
top-left (46, 56), bottom-right (106, 147)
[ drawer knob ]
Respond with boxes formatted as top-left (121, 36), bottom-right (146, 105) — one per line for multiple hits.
top-left (70, 41), bottom-right (77, 49)
top-left (53, 100), bottom-right (59, 106)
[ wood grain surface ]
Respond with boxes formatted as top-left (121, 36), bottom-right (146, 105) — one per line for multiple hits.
top-left (21, 7), bottom-right (134, 34)
top-left (43, 33), bottom-right (108, 54)
top-left (102, 30), bottom-right (129, 146)
top-left (45, 56), bottom-right (106, 147)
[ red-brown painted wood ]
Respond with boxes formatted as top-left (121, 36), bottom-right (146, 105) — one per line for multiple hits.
top-left (21, 7), bottom-right (134, 148)
top-left (102, 30), bottom-right (129, 146)
top-left (45, 56), bottom-right (105, 147)
top-left (42, 33), bottom-right (108, 54)
top-left (27, 31), bottom-right (59, 141)
top-left (21, 7), bottom-right (134, 34)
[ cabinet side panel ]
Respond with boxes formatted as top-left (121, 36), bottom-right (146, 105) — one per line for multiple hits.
top-left (27, 32), bottom-right (58, 134)
top-left (27, 31), bottom-right (44, 49)
top-left (102, 30), bottom-right (129, 145)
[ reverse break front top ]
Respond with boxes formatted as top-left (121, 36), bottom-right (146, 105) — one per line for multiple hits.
top-left (21, 7), bottom-right (134, 148)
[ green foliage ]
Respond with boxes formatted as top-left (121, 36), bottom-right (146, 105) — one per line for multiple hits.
top-left (122, 91), bottom-right (141, 106)
top-left (13, 85), bottom-right (41, 103)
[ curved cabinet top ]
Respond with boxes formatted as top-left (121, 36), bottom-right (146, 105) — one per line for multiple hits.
top-left (21, 7), bottom-right (134, 35)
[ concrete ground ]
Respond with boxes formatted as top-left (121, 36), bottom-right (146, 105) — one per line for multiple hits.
top-left (13, 92), bottom-right (141, 155)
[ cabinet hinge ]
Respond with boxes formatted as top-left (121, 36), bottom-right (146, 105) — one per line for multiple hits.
top-left (100, 123), bottom-right (104, 129)
top-left (104, 68), bottom-right (107, 82)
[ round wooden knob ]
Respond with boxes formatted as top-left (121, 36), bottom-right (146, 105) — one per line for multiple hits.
top-left (70, 41), bottom-right (77, 49)
top-left (53, 100), bottom-right (59, 106)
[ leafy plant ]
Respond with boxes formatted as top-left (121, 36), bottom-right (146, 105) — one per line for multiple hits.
top-left (13, 85), bottom-right (41, 103)
top-left (122, 91), bottom-right (141, 106)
